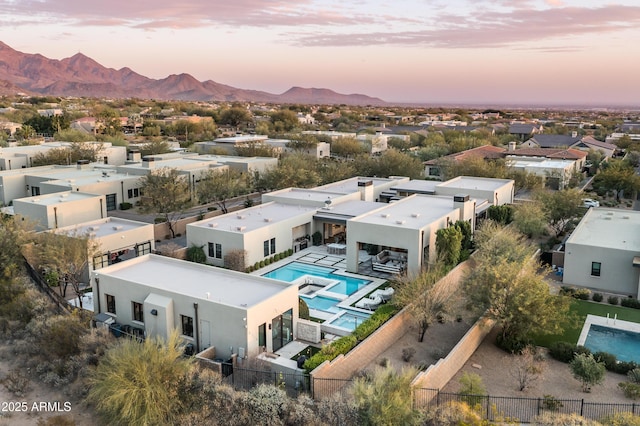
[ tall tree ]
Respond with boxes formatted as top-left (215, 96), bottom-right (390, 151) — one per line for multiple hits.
top-left (592, 159), bottom-right (640, 201)
top-left (534, 188), bottom-right (583, 237)
top-left (464, 222), bottom-right (572, 351)
top-left (138, 168), bottom-right (192, 238)
top-left (392, 263), bottom-right (455, 342)
top-left (196, 168), bottom-right (250, 214)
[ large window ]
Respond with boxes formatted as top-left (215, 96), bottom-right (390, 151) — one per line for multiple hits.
top-left (127, 188), bottom-right (140, 199)
top-left (132, 302), bottom-right (144, 322)
top-left (106, 193), bottom-right (117, 211)
top-left (136, 241), bottom-right (152, 256)
top-left (264, 238), bottom-right (276, 257)
top-left (106, 294), bottom-right (116, 314)
top-left (591, 262), bottom-right (601, 277)
top-left (181, 315), bottom-right (194, 337)
top-left (208, 242), bottom-right (222, 259)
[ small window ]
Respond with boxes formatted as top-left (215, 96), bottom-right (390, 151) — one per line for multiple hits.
top-left (591, 262), bottom-right (601, 277)
top-left (133, 302), bottom-right (144, 322)
top-left (106, 294), bottom-right (116, 314)
top-left (264, 240), bottom-right (269, 257)
top-left (208, 242), bottom-right (222, 259)
top-left (270, 238), bottom-right (276, 255)
top-left (181, 315), bottom-right (194, 337)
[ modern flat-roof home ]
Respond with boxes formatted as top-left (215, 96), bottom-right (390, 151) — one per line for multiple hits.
top-left (0, 141), bottom-right (127, 170)
top-left (187, 176), bottom-right (514, 275)
top-left (54, 217), bottom-right (155, 284)
top-left (13, 191), bottom-right (107, 231)
top-left (509, 123), bottom-right (543, 140)
top-left (563, 208), bottom-right (640, 298)
top-left (92, 254), bottom-right (299, 360)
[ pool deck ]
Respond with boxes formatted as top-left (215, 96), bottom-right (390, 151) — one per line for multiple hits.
top-left (255, 246), bottom-right (389, 334)
top-left (577, 314), bottom-right (640, 346)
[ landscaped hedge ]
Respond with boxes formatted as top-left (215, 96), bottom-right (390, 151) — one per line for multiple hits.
top-left (303, 304), bottom-right (398, 373)
top-left (548, 341), bottom-right (638, 374)
top-left (621, 298), bottom-right (640, 309)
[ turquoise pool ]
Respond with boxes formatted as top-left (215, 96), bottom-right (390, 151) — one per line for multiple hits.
top-left (328, 311), bottom-right (371, 331)
top-left (300, 295), bottom-right (341, 314)
top-left (263, 261), bottom-right (371, 296)
top-left (584, 325), bottom-right (640, 364)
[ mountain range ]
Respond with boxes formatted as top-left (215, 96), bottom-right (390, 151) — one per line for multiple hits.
top-left (0, 41), bottom-right (386, 105)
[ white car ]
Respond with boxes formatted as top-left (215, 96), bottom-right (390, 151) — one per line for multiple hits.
top-left (582, 198), bottom-right (599, 208)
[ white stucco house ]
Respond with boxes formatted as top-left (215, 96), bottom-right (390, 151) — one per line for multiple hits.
top-left (92, 254), bottom-right (299, 360)
top-left (13, 191), bottom-right (107, 231)
top-left (563, 208), bottom-right (640, 298)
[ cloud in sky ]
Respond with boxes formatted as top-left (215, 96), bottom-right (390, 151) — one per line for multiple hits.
top-left (1, 0), bottom-right (638, 105)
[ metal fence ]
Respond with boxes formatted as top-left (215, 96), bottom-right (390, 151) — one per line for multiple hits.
top-left (220, 366), bottom-right (312, 398)
top-left (413, 389), bottom-right (640, 423)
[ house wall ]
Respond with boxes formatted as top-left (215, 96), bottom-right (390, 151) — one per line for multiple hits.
top-left (14, 195), bottom-right (106, 230)
top-left (563, 243), bottom-right (640, 297)
top-left (0, 174), bottom-right (30, 205)
top-left (436, 181), bottom-right (514, 206)
top-left (40, 176), bottom-right (143, 208)
top-left (95, 271), bottom-right (298, 360)
top-left (186, 227), bottom-right (245, 268)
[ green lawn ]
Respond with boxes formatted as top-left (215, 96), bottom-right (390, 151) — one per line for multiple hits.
top-left (533, 299), bottom-right (640, 347)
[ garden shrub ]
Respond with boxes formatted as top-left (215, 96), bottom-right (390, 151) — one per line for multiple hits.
top-left (618, 382), bottom-right (640, 400)
top-left (259, 261), bottom-right (265, 268)
top-left (573, 288), bottom-right (591, 300)
top-left (154, 217), bottom-right (166, 223)
top-left (496, 333), bottom-right (531, 354)
top-left (287, 249), bottom-right (293, 256)
top-left (594, 351), bottom-right (617, 371)
top-left (254, 262), bottom-right (260, 270)
top-left (591, 293), bottom-right (603, 302)
top-left (402, 347), bottom-right (416, 362)
top-left (186, 245), bottom-right (207, 264)
top-left (559, 286), bottom-right (576, 297)
top-left (608, 296), bottom-right (620, 305)
top-left (548, 341), bottom-right (578, 363)
top-left (628, 368), bottom-right (640, 383)
top-left (621, 298), bottom-right (640, 309)
top-left (614, 361), bottom-right (639, 375)
top-left (119, 202), bottom-right (132, 210)
top-left (541, 394), bottom-right (563, 412)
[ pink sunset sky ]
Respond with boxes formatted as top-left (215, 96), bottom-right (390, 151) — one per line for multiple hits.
top-left (1, 0), bottom-right (639, 106)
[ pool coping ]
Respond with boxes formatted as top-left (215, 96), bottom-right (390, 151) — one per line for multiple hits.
top-left (577, 314), bottom-right (640, 347)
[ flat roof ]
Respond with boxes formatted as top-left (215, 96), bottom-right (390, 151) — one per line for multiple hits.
top-left (265, 188), bottom-right (349, 204)
top-left (94, 254), bottom-right (290, 308)
top-left (189, 201), bottom-right (317, 233)
top-left (436, 176), bottom-right (513, 192)
top-left (508, 159), bottom-right (574, 169)
top-left (391, 180), bottom-right (439, 194)
top-left (567, 208), bottom-right (640, 251)
top-left (352, 195), bottom-right (456, 229)
top-left (14, 191), bottom-right (100, 206)
top-left (315, 176), bottom-right (405, 194)
top-left (44, 171), bottom-right (139, 187)
top-left (314, 200), bottom-right (381, 221)
top-left (54, 217), bottom-right (151, 238)
top-left (198, 155), bottom-right (277, 164)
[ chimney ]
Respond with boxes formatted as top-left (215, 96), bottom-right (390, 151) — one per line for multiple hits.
top-left (357, 179), bottom-right (374, 201)
top-left (508, 141), bottom-right (516, 152)
top-left (128, 149), bottom-right (141, 162)
top-left (571, 131), bottom-right (578, 138)
top-left (142, 157), bottom-right (156, 169)
top-left (453, 194), bottom-right (475, 229)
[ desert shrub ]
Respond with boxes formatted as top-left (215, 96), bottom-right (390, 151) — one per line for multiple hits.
top-left (594, 351), bottom-right (618, 371)
top-left (615, 361), bottom-right (640, 375)
top-left (559, 286), bottom-right (576, 297)
top-left (533, 412), bottom-right (601, 425)
top-left (3, 368), bottom-right (31, 396)
top-left (628, 368), bottom-right (640, 383)
top-left (284, 394), bottom-right (318, 426)
top-left (242, 384), bottom-right (288, 425)
top-left (618, 382), bottom-right (640, 400)
top-left (570, 353), bottom-right (606, 392)
top-left (548, 341), bottom-right (577, 363)
top-left (424, 401), bottom-right (485, 426)
top-left (591, 292), bottom-right (603, 302)
top-left (402, 347), bottom-right (416, 362)
top-left (37, 314), bottom-right (88, 358)
top-left (87, 331), bottom-right (193, 426)
top-left (154, 217), bottom-right (166, 223)
top-left (608, 296), bottom-right (620, 305)
top-left (458, 372), bottom-right (487, 406)
top-left (186, 245), bottom-right (207, 264)
top-left (541, 394), bottom-right (563, 412)
top-left (316, 392), bottom-right (359, 425)
top-left (600, 411), bottom-right (640, 426)
top-left (621, 298), bottom-right (640, 309)
top-left (496, 333), bottom-right (531, 354)
top-left (36, 415), bottom-right (77, 426)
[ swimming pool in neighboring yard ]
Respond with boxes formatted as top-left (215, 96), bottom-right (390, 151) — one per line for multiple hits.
top-left (578, 315), bottom-right (640, 364)
top-left (327, 311), bottom-right (371, 331)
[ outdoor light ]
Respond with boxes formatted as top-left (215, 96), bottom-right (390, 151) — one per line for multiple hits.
top-left (150, 309), bottom-right (158, 316)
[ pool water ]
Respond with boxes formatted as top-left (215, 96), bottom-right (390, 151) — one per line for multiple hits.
top-left (263, 261), bottom-right (370, 296)
top-left (583, 324), bottom-right (640, 364)
top-left (328, 311), bottom-right (371, 331)
top-left (300, 295), bottom-right (341, 314)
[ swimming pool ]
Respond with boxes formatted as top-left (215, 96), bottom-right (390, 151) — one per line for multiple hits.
top-left (263, 261), bottom-right (371, 296)
top-left (300, 295), bottom-right (341, 314)
top-left (328, 311), bottom-right (371, 331)
top-left (583, 324), bottom-right (640, 364)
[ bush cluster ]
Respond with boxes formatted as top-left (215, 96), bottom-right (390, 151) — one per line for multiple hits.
top-left (548, 341), bottom-right (638, 374)
top-left (591, 292), bottom-right (603, 302)
top-left (608, 296), bottom-right (620, 305)
top-left (621, 298), bottom-right (640, 309)
top-left (304, 304), bottom-right (398, 372)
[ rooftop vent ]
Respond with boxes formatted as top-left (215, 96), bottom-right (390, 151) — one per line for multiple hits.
top-left (208, 223), bottom-right (218, 228)
top-left (381, 213), bottom-right (391, 218)
top-left (236, 226), bottom-right (246, 231)
top-left (411, 213), bottom-right (420, 218)
top-left (236, 214), bottom-right (246, 220)
top-left (264, 218), bottom-right (272, 222)
top-left (88, 226), bottom-right (100, 231)
top-left (112, 226), bottom-right (123, 231)
top-left (623, 216), bottom-right (630, 219)
top-left (396, 220), bottom-right (406, 225)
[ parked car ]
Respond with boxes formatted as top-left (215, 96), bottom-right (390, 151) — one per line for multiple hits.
top-left (582, 198), bottom-right (599, 208)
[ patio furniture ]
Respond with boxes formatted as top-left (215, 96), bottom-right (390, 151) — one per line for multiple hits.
top-left (372, 250), bottom-right (405, 274)
top-left (327, 243), bottom-right (347, 255)
top-left (379, 287), bottom-right (395, 302)
top-left (355, 295), bottom-right (382, 310)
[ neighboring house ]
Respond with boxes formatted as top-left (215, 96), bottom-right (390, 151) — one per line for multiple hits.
top-left (505, 147), bottom-right (587, 190)
top-left (606, 132), bottom-right (640, 144)
top-left (509, 123), bottom-right (543, 140)
top-left (563, 208), bottom-right (640, 298)
top-left (53, 216), bottom-right (155, 284)
top-left (0, 141), bottom-right (127, 171)
top-left (92, 254), bottom-right (299, 360)
top-left (187, 175), bottom-right (514, 275)
top-left (423, 145), bottom-right (506, 178)
top-left (196, 134), bottom-right (270, 155)
top-left (0, 121), bottom-right (21, 136)
top-left (13, 191), bottom-right (107, 231)
top-left (522, 134), bottom-right (582, 149)
top-left (570, 136), bottom-right (617, 159)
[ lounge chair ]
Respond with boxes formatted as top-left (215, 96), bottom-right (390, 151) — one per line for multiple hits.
top-left (379, 287), bottom-right (395, 302)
